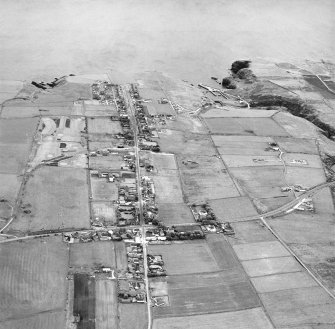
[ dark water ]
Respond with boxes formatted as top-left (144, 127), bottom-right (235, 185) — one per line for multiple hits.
top-left (0, 0), bottom-right (334, 83)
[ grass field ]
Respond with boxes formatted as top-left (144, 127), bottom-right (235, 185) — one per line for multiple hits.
top-left (285, 166), bottom-right (326, 188)
top-left (89, 154), bottom-right (124, 170)
top-left (148, 241), bottom-right (220, 275)
top-left (95, 280), bottom-right (118, 329)
top-left (226, 220), bottom-right (276, 245)
top-left (85, 104), bottom-right (118, 117)
top-left (0, 173), bottom-right (21, 204)
top-left (0, 311), bottom-right (66, 329)
top-left (180, 169), bottom-right (239, 203)
top-left (153, 307), bottom-right (274, 329)
top-left (154, 270), bottom-right (259, 317)
top-left (91, 202), bottom-right (117, 225)
top-left (153, 175), bottom-right (184, 203)
top-left (208, 196), bottom-right (258, 222)
top-left (274, 137), bottom-right (318, 154)
top-left (119, 303), bottom-right (147, 329)
top-left (158, 203), bottom-right (194, 225)
top-left (157, 130), bottom-right (215, 155)
top-left (221, 155), bottom-right (282, 168)
top-left (70, 242), bottom-right (116, 270)
top-left (90, 177), bottom-right (118, 201)
top-left (273, 112), bottom-right (319, 139)
top-left (201, 107), bottom-right (277, 118)
top-left (0, 118), bottom-right (38, 174)
top-left (204, 117), bottom-right (289, 136)
top-left (282, 152), bottom-right (323, 168)
top-left (230, 166), bottom-right (287, 198)
top-left (163, 115), bottom-right (206, 134)
top-left (9, 167), bottom-right (90, 233)
top-left (114, 241), bottom-right (128, 274)
top-left (0, 237), bottom-right (68, 323)
top-left (260, 286), bottom-right (335, 327)
top-left (88, 118), bottom-right (123, 134)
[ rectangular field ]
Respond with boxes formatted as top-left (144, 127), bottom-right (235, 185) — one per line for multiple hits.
top-left (285, 166), bottom-right (326, 188)
top-left (230, 166), bottom-right (287, 198)
top-left (91, 202), bottom-right (117, 225)
top-left (73, 273), bottom-right (96, 329)
top-left (180, 169), bottom-right (239, 203)
top-left (259, 286), bottom-right (335, 327)
top-left (0, 237), bottom-right (68, 322)
top-left (274, 137), bottom-right (318, 154)
top-left (0, 173), bottom-right (21, 204)
top-left (88, 118), bottom-right (123, 134)
top-left (148, 241), bottom-right (220, 275)
top-left (119, 303), bottom-right (147, 329)
top-left (153, 307), bottom-right (274, 329)
top-left (95, 280), bottom-right (118, 329)
top-left (221, 155), bottom-right (282, 167)
top-left (242, 256), bottom-right (302, 277)
top-left (85, 104), bottom-right (118, 117)
top-left (201, 107), bottom-right (277, 118)
top-left (208, 196), bottom-right (258, 222)
top-left (153, 175), bottom-right (184, 203)
top-left (70, 242), bottom-right (116, 269)
top-left (89, 155), bottom-right (124, 170)
top-left (157, 131), bottom-right (215, 155)
top-left (233, 241), bottom-right (290, 261)
top-left (90, 177), bottom-right (118, 201)
top-left (227, 220), bottom-right (276, 245)
top-left (158, 203), bottom-right (195, 225)
top-left (251, 272), bottom-right (318, 293)
top-left (283, 153), bottom-right (323, 168)
top-left (154, 271), bottom-right (260, 317)
top-left (204, 117), bottom-right (289, 136)
top-left (10, 167), bottom-right (90, 234)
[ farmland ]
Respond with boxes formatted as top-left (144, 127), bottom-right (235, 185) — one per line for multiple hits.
top-left (153, 307), bottom-right (274, 329)
top-left (90, 176), bottom-right (119, 201)
top-left (204, 117), bottom-right (289, 136)
top-left (158, 203), bottom-right (194, 225)
top-left (88, 118), bottom-right (123, 135)
top-left (9, 167), bottom-right (90, 234)
top-left (69, 242), bottom-right (116, 270)
top-left (152, 175), bottom-right (184, 203)
top-left (95, 280), bottom-right (118, 329)
top-left (0, 237), bottom-right (68, 325)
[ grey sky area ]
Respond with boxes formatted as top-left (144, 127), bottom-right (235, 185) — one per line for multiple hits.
top-left (0, 0), bottom-right (334, 81)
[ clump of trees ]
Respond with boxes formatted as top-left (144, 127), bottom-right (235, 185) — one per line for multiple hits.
top-left (221, 77), bottom-right (236, 89)
top-left (231, 60), bottom-right (251, 74)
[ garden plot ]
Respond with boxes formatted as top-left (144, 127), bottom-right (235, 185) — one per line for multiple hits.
top-left (260, 286), bottom-right (335, 328)
top-left (204, 117), bottom-right (289, 136)
top-left (148, 241), bottom-right (219, 275)
top-left (9, 167), bottom-right (90, 234)
top-left (153, 307), bottom-right (274, 329)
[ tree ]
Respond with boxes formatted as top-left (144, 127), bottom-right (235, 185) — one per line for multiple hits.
top-left (231, 60), bottom-right (251, 74)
